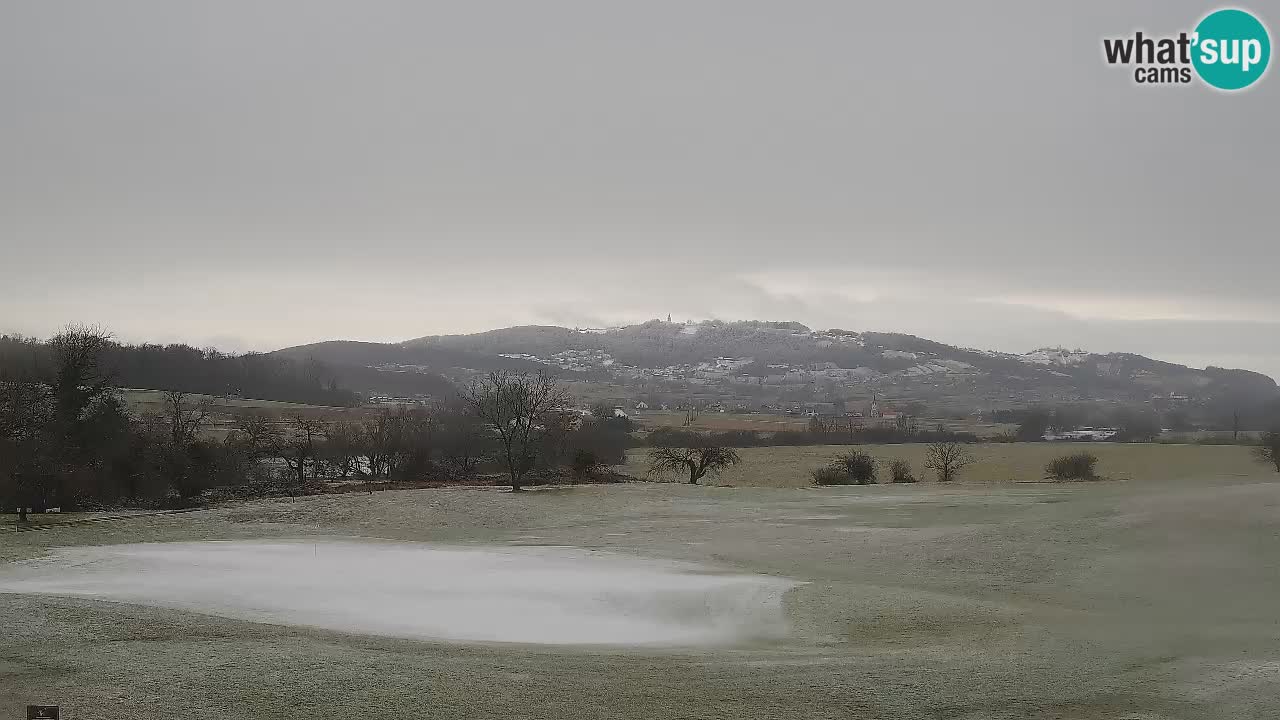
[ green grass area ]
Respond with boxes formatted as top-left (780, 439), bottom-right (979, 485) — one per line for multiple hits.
top-left (625, 441), bottom-right (1265, 486)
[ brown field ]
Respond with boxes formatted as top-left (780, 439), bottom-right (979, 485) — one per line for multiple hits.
top-left (633, 410), bottom-right (1017, 438)
top-left (921, 418), bottom-right (1020, 437)
top-left (121, 389), bottom-right (381, 440)
top-left (625, 441), bottom-right (1264, 487)
top-left (633, 410), bottom-right (811, 432)
top-left (121, 389), bottom-right (356, 415)
top-left (1158, 429), bottom-right (1266, 443)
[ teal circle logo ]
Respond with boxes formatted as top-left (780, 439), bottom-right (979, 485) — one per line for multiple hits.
top-left (1192, 8), bottom-right (1271, 90)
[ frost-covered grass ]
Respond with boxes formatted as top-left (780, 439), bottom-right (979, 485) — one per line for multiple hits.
top-left (628, 442), bottom-right (1263, 486)
top-left (0, 539), bottom-right (794, 646)
top-left (3, 475), bottom-right (1280, 719)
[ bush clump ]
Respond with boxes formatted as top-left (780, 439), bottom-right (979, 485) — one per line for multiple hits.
top-left (813, 450), bottom-right (877, 485)
top-left (1255, 431), bottom-right (1280, 472)
top-left (1045, 452), bottom-right (1099, 481)
top-left (811, 465), bottom-right (849, 486)
top-left (571, 449), bottom-right (604, 480)
top-left (837, 450), bottom-right (878, 484)
top-left (888, 458), bottom-right (916, 483)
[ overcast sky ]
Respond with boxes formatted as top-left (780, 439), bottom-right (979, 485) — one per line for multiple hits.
top-left (2, 2), bottom-right (1277, 376)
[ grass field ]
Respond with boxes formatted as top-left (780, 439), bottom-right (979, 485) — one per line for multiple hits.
top-left (625, 442), bottom-right (1265, 486)
top-left (3, 465), bottom-right (1280, 718)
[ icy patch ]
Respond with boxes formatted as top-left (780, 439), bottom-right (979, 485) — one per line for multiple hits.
top-left (0, 540), bottom-right (797, 647)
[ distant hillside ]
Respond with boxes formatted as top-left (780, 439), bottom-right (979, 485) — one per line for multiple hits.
top-left (409, 320), bottom-right (1275, 389)
top-left (268, 340), bottom-right (546, 400)
top-left (272, 340), bottom-right (542, 372)
top-left (0, 334), bottom-right (361, 407)
top-left (278, 320), bottom-right (1280, 426)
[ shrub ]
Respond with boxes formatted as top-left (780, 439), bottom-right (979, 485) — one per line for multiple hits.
top-left (812, 450), bottom-right (877, 485)
top-left (571, 449), bottom-right (603, 479)
top-left (835, 450), bottom-right (877, 484)
top-left (645, 427), bottom-right (702, 447)
top-left (1045, 452), bottom-right (1099, 481)
top-left (811, 465), bottom-right (851, 486)
top-left (888, 458), bottom-right (916, 483)
top-left (1254, 432), bottom-right (1280, 472)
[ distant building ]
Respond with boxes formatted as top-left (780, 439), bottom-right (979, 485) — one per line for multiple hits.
top-left (1043, 426), bottom-right (1119, 441)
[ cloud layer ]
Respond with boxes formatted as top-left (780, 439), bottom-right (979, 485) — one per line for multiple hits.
top-left (2, 2), bottom-right (1276, 375)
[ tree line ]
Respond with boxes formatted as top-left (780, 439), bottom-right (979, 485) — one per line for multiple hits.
top-left (0, 332), bottom-right (359, 407)
top-left (994, 400), bottom-right (1280, 440)
top-left (1, 328), bottom-right (637, 516)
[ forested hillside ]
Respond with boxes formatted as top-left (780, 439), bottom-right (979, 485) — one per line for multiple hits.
top-left (0, 334), bottom-right (360, 406)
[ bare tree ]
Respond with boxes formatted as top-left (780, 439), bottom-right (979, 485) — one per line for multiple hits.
top-left (434, 400), bottom-right (489, 479)
top-left (358, 406), bottom-right (430, 480)
top-left (1255, 432), bottom-right (1280, 472)
top-left (649, 437), bottom-right (740, 485)
top-left (48, 325), bottom-right (115, 429)
top-left (682, 402), bottom-right (700, 427)
top-left (396, 406), bottom-right (436, 479)
top-left (924, 441), bottom-right (976, 482)
top-left (275, 415), bottom-right (328, 490)
top-left (221, 411), bottom-right (279, 489)
top-left (157, 390), bottom-right (212, 499)
top-left (318, 421), bottom-right (364, 481)
top-left (163, 390), bottom-right (210, 446)
top-left (360, 409), bottom-right (400, 479)
top-left (349, 406), bottom-right (435, 482)
top-left (229, 411), bottom-right (278, 459)
top-left (459, 370), bottom-right (571, 491)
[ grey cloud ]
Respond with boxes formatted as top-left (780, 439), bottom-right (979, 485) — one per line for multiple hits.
top-left (1, 1), bottom-right (1276, 375)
